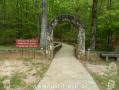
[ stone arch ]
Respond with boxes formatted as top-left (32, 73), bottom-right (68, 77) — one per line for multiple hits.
top-left (46, 15), bottom-right (85, 60)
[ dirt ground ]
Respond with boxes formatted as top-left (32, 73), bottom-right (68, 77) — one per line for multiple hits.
top-left (0, 51), bottom-right (51, 90)
top-left (0, 50), bottom-right (45, 60)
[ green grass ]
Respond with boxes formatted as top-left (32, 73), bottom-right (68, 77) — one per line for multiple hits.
top-left (0, 77), bottom-right (5, 90)
top-left (92, 73), bottom-right (109, 90)
top-left (10, 73), bottom-right (25, 88)
top-left (33, 63), bottom-right (49, 78)
top-left (39, 64), bottom-right (49, 78)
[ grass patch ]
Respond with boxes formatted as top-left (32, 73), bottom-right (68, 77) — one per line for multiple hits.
top-left (10, 73), bottom-right (25, 89)
top-left (92, 73), bottom-right (109, 90)
top-left (0, 77), bottom-right (5, 90)
top-left (91, 63), bottom-right (119, 90)
top-left (39, 64), bottom-right (49, 78)
top-left (34, 63), bottom-right (49, 78)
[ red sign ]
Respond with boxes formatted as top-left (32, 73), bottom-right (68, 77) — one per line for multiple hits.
top-left (16, 39), bottom-right (38, 48)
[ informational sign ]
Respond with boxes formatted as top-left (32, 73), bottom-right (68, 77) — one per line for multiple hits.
top-left (16, 39), bottom-right (38, 48)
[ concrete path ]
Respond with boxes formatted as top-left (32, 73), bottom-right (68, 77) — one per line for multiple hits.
top-left (35, 44), bottom-right (100, 90)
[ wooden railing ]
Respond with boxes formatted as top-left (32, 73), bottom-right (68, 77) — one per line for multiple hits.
top-left (53, 42), bottom-right (62, 56)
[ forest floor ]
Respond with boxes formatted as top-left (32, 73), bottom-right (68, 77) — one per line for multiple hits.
top-left (0, 44), bottom-right (119, 90)
top-left (81, 59), bottom-right (119, 90)
top-left (0, 55), bottom-right (51, 90)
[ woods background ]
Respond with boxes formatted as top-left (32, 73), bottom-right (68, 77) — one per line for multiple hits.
top-left (0, 0), bottom-right (119, 50)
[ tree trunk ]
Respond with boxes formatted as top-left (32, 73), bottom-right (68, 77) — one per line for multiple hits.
top-left (35, 0), bottom-right (40, 42)
top-left (40, 0), bottom-right (48, 49)
top-left (107, 0), bottom-right (112, 49)
top-left (107, 0), bottom-right (112, 9)
top-left (91, 0), bottom-right (98, 49)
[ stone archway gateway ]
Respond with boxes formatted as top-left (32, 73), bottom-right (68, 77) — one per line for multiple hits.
top-left (46, 15), bottom-right (85, 60)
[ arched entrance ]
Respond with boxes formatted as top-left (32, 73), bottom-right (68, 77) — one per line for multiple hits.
top-left (46, 15), bottom-right (85, 60)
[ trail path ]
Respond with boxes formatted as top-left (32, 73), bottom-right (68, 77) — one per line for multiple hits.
top-left (35, 44), bottom-right (100, 90)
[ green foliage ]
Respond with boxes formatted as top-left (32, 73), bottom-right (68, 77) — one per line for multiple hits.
top-left (10, 73), bottom-right (25, 88)
top-left (0, 0), bottom-right (119, 50)
top-left (54, 23), bottom-right (78, 43)
top-left (0, 77), bottom-right (5, 90)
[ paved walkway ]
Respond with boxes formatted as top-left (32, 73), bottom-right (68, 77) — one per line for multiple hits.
top-left (35, 44), bottom-right (100, 90)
